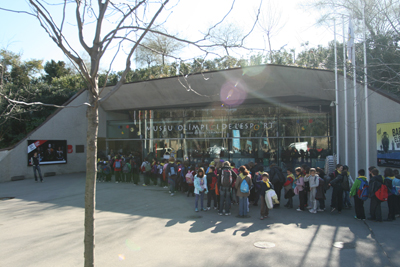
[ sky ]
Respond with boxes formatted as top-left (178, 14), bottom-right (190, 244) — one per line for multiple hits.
top-left (0, 0), bottom-right (343, 72)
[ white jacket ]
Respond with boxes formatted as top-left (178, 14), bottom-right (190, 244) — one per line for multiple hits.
top-left (308, 175), bottom-right (320, 188)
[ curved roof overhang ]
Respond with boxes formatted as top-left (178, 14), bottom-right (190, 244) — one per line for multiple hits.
top-left (99, 64), bottom-right (336, 112)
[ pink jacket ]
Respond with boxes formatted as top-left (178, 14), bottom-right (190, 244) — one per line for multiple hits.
top-left (294, 176), bottom-right (304, 195)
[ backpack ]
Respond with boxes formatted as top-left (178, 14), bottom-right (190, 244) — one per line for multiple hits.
top-left (209, 174), bottom-right (217, 190)
top-left (221, 169), bottom-right (233, 187)
top-left (392, 178), bottom-right (400, 196)
top-left (115, 160), bottom-right (121, 169)
top-left (123, 163), bottom-right (131, 173)
top-left (240, 179), bottom-right (249, 193)
top-left (169, 164), bottom-right (177, 177)
top-left (185, 172), bottom-right (194, 184)
top-left (151, 164), bottom-right (158, 174)
top-left (144, 162), bottom-right (151, 172)
top-left (375, 184), bottom-right (388, 201)
top-left (102, 165), bottom-right (111, 175)
top-left (97, 164), bottom-right (103, 173)
top-left (329, 171), bottom-right (337, 182)
top-left (254, 172), bottom-right (262, 190)
top-left (271, 171), bottom-right (281, 184)
top-left (356, 178), bottom-right (369, 201)
top-left (341, 174), bottom-right (350, 191)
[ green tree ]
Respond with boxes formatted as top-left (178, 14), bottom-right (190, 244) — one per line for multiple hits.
top-left (43, 60), bottom-right (71, 84)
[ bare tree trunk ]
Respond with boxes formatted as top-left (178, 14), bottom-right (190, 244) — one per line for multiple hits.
top-left (84, 92), bottom-right (98, 267)
top-left (268, 33), bottom-right (273, 63)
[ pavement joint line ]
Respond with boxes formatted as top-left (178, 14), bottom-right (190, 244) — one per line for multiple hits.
top-left (363, 220), bottom-right (394, 267)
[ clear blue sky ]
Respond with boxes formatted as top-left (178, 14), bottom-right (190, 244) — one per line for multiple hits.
top-left (0, 0), bottom-right (339, 71)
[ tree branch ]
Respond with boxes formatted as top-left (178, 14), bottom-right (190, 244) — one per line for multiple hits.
top-left (99, 0), bottom-right (170, 103)
top-left (0, 92), bottom-right (92, 108)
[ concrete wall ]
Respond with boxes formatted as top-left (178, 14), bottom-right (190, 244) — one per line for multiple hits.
top-left (337, 76), bottom-right (400, 178)
top-left (0, 91), bottom-right (89, 182)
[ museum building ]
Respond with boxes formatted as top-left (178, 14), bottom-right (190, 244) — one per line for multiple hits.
top-left (0, 64), bottom-right (399, 182)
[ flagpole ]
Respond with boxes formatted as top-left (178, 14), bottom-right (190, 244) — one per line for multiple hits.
top-left (334, 18), bottom-right (339, 164)
top-left (352, 18), bottom-right (358, 175)
top-left (363, 3), bottom-right (369, 171)
top-left (343, 16), bottom-right (348, 165)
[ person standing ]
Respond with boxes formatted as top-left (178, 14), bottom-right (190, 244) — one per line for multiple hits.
top-left (113, 156), bottom-right (122, 183)
top-left (166, 158), bottom-right (178, 196)
top-left (294, 167), bottom-right (306, 211)
top-left (269, 163), bottom-right (285, 208)
top-left (283, 169), bottom-right (295, 209)
top-left (342, 166), bottom-right (354, 209)
top-left (383, 168), bottom-right (396, 221)
top-left (235, 166), bottom-right (252, 218)
top-left (259, 173), bottom-right (273, 219)
top-left (31, 152), bottom-right (43, 182)
top-left (393, 169), bottom-right (400, 217)
top-left (206, 166), bottom-right (218, 210)
top-left (217, 161), bottom-right (237, 216)
top-left (141, 158), bottom-right (151, 186)
top-left (194, 168), bottom-right (208, 212)
top-left (329, 165), bottom-right (347, 213)
top-left (368, 168), bottom-right (384, 222)
top-left (350, 169), bottom-right (368, 220)
top-left (307, 168), bottom-right (320, 214)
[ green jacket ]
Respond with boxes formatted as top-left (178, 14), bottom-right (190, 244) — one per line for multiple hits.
top-left (350, 176), bottom-right (367, 197)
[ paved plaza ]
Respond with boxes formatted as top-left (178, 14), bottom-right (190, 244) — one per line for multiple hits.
top-left (0, 173), bottom-right (399, 267)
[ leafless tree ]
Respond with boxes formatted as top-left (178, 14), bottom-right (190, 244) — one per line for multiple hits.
top-left (256, 0), bottom-right (287, 62)
top-left (0, 1), bottom-right (262, 266)
top-left (304, 0), bottom-right (399, 37)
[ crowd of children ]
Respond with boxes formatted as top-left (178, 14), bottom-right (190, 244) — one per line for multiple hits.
top-left (96, 154), bottom-right (400, 221)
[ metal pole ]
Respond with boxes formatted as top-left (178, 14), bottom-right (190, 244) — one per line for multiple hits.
top-left (353, 33), bottom-right (358, 175)
top-left (343, 16), bottom-right (348, 165)
top-left (334, 18), bottom-right (340, 163)
top-left (363, 3), bottom-right (369, 171)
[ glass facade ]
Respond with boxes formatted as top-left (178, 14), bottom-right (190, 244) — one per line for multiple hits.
top-left (104, 104), bottom-right (333, 171)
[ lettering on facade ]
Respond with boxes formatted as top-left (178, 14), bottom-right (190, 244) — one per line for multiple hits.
top-left (146, 122), bottom-right (275, 134)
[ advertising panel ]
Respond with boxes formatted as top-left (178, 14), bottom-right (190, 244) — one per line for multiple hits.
top-left (28, 140), bottom-right (67, 166)
top-left (377, 122), bottom-right (400, 167)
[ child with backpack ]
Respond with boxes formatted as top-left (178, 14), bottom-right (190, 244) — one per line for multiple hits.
top-left (194, 168), bottom-right (208, 212)
top-left (342, 166), bottom-right (354, 209)
top-left (383, 168), bottom-right (397, 221)
top-left (103, 160), bottom-right (112, 182)
top-left (368, 168), bottom-right (384, 222)
top-left (329, 165), bottom-right (349, 213)
top-left (166, 159), bottom-right (178, 196)
top-left (186, 167), bottom-right (195, 197)
top-left (315, 174), bottom-right (326, 212)
top-left (350, 169), bottom-right (368, 220)
top-left (283, 169), bottom-right (295, 209)
top-left (122, 159), bottom-right (132, 183)
top-left (294, 167), bottom-right (306, 211)
top-left (306, 168), bottom-right (320, 214)
top-left (259, 172), bottom-right (273, 219)
top-left (151, 159), bottom-right (158, 185)
top-left (231, 162), bottom-right (239, 205)
top-left (393, 169), bottom-right (400, 217)
top-left (206, 166), bottom-right (218, 210)
top-left (218, 161), bottom-right (237, 216)
top-left (235, 165), bottom-right (252, 218)
top-left (97, 158), bottom-right (105, 183)
top-left (113, 156), bottom-right (122, 183)
top-left (140, 158), bottom-right (151, 186)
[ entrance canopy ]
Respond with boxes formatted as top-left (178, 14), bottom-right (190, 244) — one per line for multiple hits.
top-left (99, 65), bottom-right (336, 111)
